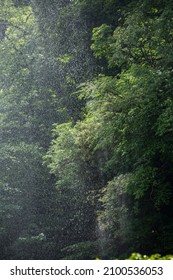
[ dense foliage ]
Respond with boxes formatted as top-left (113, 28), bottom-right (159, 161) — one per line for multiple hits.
top-left (0, 0), bottom-right (173, 259)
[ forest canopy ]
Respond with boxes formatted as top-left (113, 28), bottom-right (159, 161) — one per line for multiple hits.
top-left (0, 0), bottom-right (173, 259)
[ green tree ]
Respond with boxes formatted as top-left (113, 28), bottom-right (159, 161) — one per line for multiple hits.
top-left (46, 0), bottom-right (173, 258)
top-left (0, 0), bottom-right (58, 259)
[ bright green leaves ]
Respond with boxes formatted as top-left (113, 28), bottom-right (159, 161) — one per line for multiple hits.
top-left (0, 1), bottom-right (35, 49)
top-left (48, 7), bottom-right (173, 254)
top-left (91, 2), bottom-right (173, 70)
top-left (1, 0), bottom-right (173, 259)
top-left (0, 1), bottom-right (38, 90)
top-left (43, 0), bottom-right (173, 259)
top-left (127, 252), bottom-right (173, 260)
top-left (45, 122), bottom-right (77, 180)
top-left (55, 54), bottom-right (74, 64)
top-left (91, 24), bottom-right (113, 61)
top-left (98, 175), bottom-right (130, 243)
top-left (44, 121), bottom-right (98, 254)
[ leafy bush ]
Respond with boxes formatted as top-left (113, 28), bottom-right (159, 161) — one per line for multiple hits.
top-left (127, 253), bottom-right (173, 260)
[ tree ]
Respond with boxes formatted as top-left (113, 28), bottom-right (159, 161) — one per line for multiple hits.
top-left (46, 0), bottom-right (173, 258)
top-left (1, 0), bottom-right (173, 260)
top-left (0, 0), bottom-right (58, 259)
